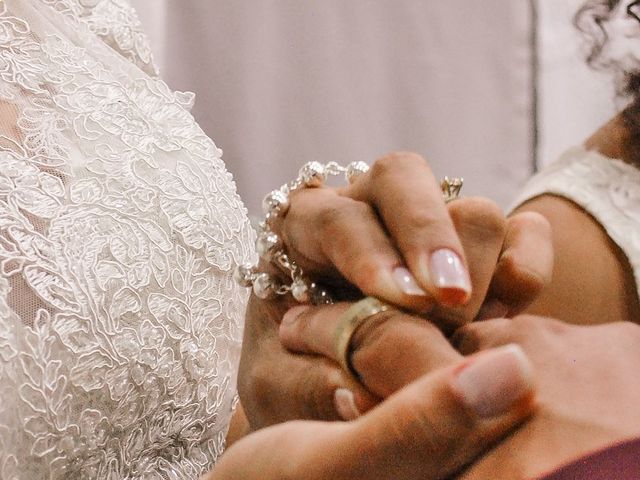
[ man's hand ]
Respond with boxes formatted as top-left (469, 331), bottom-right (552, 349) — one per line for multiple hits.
top-left (454, 316), bottom-right (640, 478)
top-left (280, 308), bottom-right (640, 478)
top-left (210, 346), bottom-right (535, 480)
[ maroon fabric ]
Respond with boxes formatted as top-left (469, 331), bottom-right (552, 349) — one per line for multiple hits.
top-left (541, 437), bottom-right (640, 479)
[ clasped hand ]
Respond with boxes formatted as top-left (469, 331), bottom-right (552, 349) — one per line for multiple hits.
top-left (240, 152), bottom-right (553, 425)
top-left (213, 152), bottom-right (640, 479)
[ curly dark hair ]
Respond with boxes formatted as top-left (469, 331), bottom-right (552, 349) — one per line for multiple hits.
top-left (575, 1), bottom-right (640, 159)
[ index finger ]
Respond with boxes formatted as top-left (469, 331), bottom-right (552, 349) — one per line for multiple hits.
top-left (345, 152), bottom-right (471, 306)
top-left (279, 302), bottom-right (461, 397)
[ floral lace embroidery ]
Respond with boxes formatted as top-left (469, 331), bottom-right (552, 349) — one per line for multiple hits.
top-left (0, 0), bottom-right (255, 478)
top-left (512, 146), bottom-right (640, 300)
top-left (40, 0), bottom-right (158, 76)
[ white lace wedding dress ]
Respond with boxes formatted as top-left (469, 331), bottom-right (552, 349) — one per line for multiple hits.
top-left (0, 0), bottom-right (255, 478)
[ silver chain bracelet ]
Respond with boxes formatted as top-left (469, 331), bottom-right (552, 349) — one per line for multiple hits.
top-left (234, 161), bottom-right (462, 305)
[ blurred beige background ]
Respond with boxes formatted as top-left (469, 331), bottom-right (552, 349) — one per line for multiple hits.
top-left (131, 0), bottom-right (615, 215)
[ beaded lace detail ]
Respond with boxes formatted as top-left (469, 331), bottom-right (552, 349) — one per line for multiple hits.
top-left (512, 146), bottom-right (640, 300)
top-left (0, 0), bottom-right (255, 478)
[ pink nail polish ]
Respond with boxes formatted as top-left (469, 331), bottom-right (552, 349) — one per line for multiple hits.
top-left (334, 388), bottom-right (361, 421)
top-left (451, 344), bottom-right (534, 418)
top-left (392, 267), bottom-right (428, 296)
top-left (428, 249), bottom-right (471, 305)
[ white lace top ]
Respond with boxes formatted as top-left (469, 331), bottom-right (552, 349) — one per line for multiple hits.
top-left (512, 146), bottom-right (640, 299)
top-left (0, 0), bottom-right (255, 478)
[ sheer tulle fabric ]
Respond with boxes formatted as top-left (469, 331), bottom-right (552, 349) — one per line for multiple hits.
top-left (0, 0), bottom-right (255, 478)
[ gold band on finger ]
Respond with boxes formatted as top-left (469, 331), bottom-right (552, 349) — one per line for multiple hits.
top-left (334, 297), bottom-right (393, 377)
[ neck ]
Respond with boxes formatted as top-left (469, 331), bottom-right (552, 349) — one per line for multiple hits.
top-left (585, 112), bottom-right (640, 167)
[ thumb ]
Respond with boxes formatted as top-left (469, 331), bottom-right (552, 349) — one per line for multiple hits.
top-left (340, 344), bottom-right (536, 479)
top-left (209, 345), bottom-right (535, 480)
top-left (481, 212), bottom-right (553, 318)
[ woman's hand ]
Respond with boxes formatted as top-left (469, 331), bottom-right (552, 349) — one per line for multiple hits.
top-left (274, 152), bottom-right (553, 324)
top-left (210, 346), bottom-right (535, 480)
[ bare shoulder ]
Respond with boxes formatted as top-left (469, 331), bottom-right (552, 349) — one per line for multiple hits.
top-left (514, 194), bottom-right (639, 325)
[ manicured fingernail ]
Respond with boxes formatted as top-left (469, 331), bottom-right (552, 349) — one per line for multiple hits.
top-left (334, 388), bottom-right (361, 421)
top-left (452, 344), bottom-right (534, 418)
top-left (477, 299), bottom-right (509, 320)
top-left (392, 267), bottom-right (428, 296)
top-left (281, 305), bottom-right (311, 326)
top-left (428, 249), bottom-right (471, 305)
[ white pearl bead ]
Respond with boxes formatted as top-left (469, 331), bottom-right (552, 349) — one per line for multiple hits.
top-left (291, 278), bottom-right (309, 302)
top-left (299, 161), bottom-right (327, 187)
top-left (256, 230), bottom-right (281, 260)
top-left (262, 190), bottom-right (290, 216)
top-left (346, 161), bottom-right (370, 183)
top-left (233, 263), bottom-right (256, 287)
top-left (253, 273), bottom-right (276, 299)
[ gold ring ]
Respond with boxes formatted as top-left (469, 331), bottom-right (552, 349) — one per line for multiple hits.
top-left (441, 176), bottom-right (464, 203)
top-left (334, 297), bottom-right (393, 376)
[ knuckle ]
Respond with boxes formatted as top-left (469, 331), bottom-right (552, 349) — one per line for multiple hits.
top-left (370, 152), bottom-right (427, 179)
top-left (451, 322), bottom-right (483, 353)
top-left (452, 317), bottom-right (514, 353)
top-left (391, 394), bottom-right (467, 457)
top-left (316, 204), bottom-right (346, 236)
top-left (369, 156), bottom-right (396, 180)
top-left (508, 211), bottom-right (552, 236)
top-left (350, 316), bottom-right (461, 399)
top-left (509, 314), bottom-right (538, 331)
top-left (284, 188), bottom-right (317, 226)
top-left (317, 200), bottom-right (371, 238)
top-left (511, 314), bottom-right (565, 336)
top-left (449, 197), bottom-right (506, 240)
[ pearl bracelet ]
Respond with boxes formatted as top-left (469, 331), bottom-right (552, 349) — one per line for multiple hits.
top-left (234, 161), bottom-right (463, 305)
top-left (234, 160), bottom-right (370, 305)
